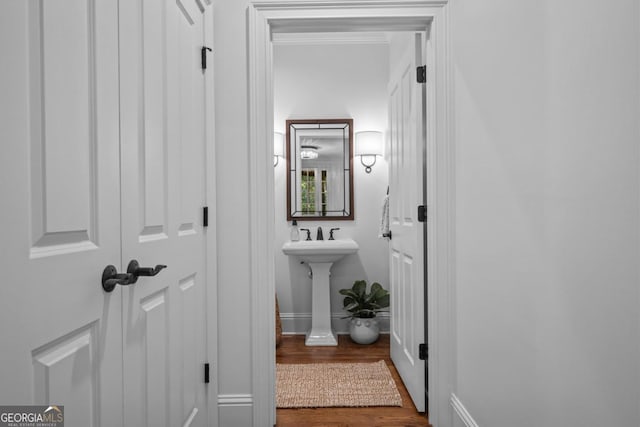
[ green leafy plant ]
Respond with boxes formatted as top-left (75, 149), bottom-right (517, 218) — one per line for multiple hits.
top-left (339, 280), bottom-right (390, 319)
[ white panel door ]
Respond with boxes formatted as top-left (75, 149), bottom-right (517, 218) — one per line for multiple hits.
top-left (119, 0), bottom-right (209, 426)
top-left (388, 34), bottom-right (426, 412)
top-left (0, 1), bottom-right (123, 426)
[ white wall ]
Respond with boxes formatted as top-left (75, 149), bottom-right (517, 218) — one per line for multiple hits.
top-left (214, 1), bottom-right (640, 425)
top-left (273, 42), bottom-right (390, 333)
top-left (452, 1), bottom-right (640, 426)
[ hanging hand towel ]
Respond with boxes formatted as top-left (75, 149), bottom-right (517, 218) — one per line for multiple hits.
top-left (379, 194), bottom-right (390, 239)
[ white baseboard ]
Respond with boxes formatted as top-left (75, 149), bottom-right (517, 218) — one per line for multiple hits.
top-left (218, 398), bottom-right (253, 427)
top-left (451, 393), bottom-right (479, 427)
top-left (279, 312), bottom-right (390, 335)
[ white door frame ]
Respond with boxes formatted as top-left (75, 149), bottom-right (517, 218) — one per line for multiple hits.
top-left (247, 1), bottom-right (455, 426)
top-left (203, 6), bottom-right (219, 427)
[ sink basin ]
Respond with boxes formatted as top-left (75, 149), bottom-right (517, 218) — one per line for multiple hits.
top-left (282, 238), bottom-right (359, 346)
top-left (281, 239), bottom-right (359, 263)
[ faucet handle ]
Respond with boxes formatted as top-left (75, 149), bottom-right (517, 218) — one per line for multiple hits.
top-left (329, 227), bottom-right (340, 240)
top-left (300, 228), bottom-right (311, 241)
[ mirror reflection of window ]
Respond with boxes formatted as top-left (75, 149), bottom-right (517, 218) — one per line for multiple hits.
top-left (300, 169), bottom-right (328, 216)
top-left (301, 169), bottom-right (316, 214)
top-left (320, 170), bottom-right (327, 216)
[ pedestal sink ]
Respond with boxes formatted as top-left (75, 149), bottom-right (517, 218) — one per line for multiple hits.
top-left (282, 238), bottom-right (359, 346)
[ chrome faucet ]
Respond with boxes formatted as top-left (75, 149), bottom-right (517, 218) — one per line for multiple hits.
top-left (316, 226), bottom-right (324, 240)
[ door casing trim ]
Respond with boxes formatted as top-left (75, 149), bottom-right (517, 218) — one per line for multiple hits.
top-left (247, 1), bottom-right (455, 425)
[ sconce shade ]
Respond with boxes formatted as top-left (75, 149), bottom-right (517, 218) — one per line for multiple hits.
top-left (355, 131), bottom-right (383, 173)
top-left (355, 131), bottom-right (383, 157)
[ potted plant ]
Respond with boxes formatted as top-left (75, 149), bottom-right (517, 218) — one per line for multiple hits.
top-left (339, 280), bottom-right (390, 344)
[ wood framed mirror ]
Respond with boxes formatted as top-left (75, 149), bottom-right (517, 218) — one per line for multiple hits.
top-left (286, 119), bottom-right (354, 221)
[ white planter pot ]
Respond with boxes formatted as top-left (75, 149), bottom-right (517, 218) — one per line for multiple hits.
top-left (349, 317), bottom-right (380, 344)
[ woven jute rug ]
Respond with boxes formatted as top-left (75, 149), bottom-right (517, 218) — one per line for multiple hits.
top-left (276, 360), bottom-right (402, 408)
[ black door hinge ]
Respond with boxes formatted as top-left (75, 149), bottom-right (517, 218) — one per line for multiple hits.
top-left (417, 205), bottom-right (426, 222)
top-left (203, 206), bottom-right (209, 227)
top-left (201, 46), bottom-right (212, 70)
top-left (417, 65), bottom-right (426, 83)
top-left (419, 344), bottom-right (428, 360)
top-left (204, 363), bottom-right (210, 383)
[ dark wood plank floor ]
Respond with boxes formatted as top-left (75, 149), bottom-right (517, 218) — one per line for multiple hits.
top-left (276, 334), bottom-right (431, 427)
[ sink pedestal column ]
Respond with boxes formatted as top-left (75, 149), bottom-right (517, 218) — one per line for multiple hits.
top-left (281, 239), bottom-right (358, 346)
top-left (305, 262), bottom-right (338, 346)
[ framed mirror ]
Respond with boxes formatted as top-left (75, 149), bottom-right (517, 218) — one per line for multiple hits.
top-left (286, 119), bottom-right (354, 221)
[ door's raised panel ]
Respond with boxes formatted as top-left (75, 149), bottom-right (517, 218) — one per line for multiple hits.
top-left (179, 275), bottom-right (198, 423)
top-left (140, 290), bottom-right (170, 427)
top-left (32, 323), bottom-right (98, 427)
top-left (176, 0), bottom-right (199, 25)
top-left (389, 87), bottom-right (401, 224)
top-left (176, 5), bottom-right (204, 237)
top-left (28, 0), bottom-right (98, 257)
top-left (139, 0), bottom-right (169, 242)
top-left (401, 67), bottom-right (413, 224)
top-left (183, 408), bottom-right (199, 427)
top-left (402, 255), bottom-right (416, 365)
top-left (391, 250), bottom-right (402, 345)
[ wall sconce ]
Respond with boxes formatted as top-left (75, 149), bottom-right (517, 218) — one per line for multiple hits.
top-left (355, 131), bottom-right (383, 173)
top-left (274, 132), bottom-right (284, 167)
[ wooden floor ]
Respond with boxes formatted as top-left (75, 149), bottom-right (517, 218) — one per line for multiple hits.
top-left (276, 334), bottom-right (430, 427)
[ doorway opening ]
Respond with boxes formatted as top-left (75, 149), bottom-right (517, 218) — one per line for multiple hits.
top-left (272, 29), bottom-right (426, 422)
top-left (247, 3), bottom-right (455, 426)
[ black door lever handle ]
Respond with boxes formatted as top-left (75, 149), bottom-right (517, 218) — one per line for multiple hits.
top-left (126, 260), bottom-right (167, 284)
top-left (102, 265), bottom-right (134, 293)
